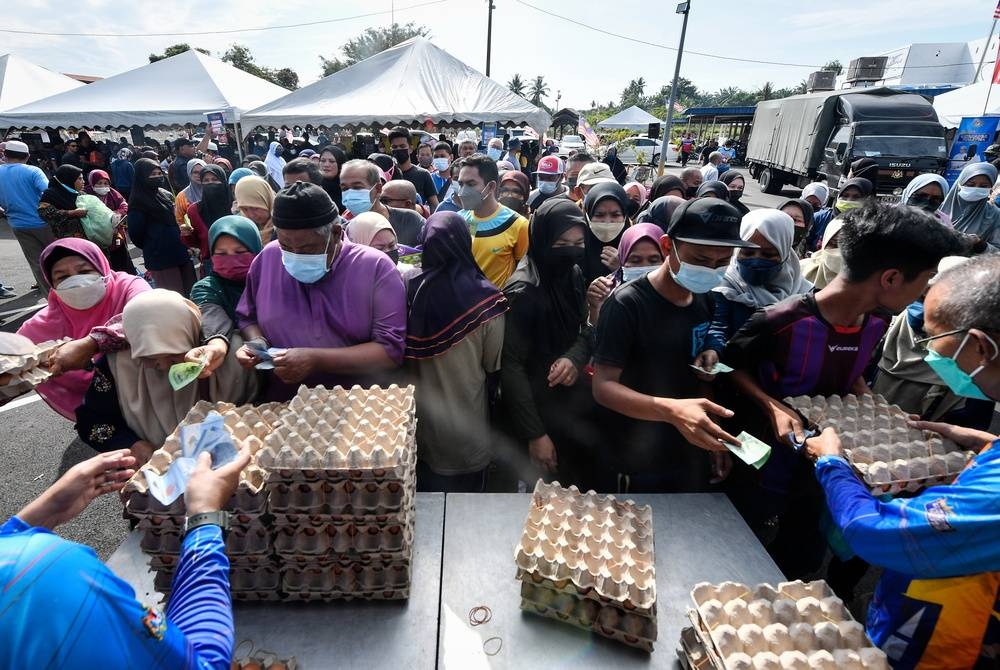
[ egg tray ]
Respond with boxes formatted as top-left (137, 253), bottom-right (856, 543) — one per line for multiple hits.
top-left (686, 580), bottom-right (888, 670)
top-left (281, 558), bottom-right (412, 598)
top-left (783, 393), bottom-right (975, 495)
top-left (135, 509), bottom-right (267, 532)
top-left (0, 337), bottom-right (68, 401)
top-left (258, 434), bottom-right (417, 484)
top-left (0, 366), bottom-right (53, 401)
top-left (514, 480), bottom-right (656, 613)
top-left (272, 517), bottom-right (414, 557)
top-left (140, 520), bottom-right (273, 557)
top-left (265, 476), bottom-right (414, 517)
top-left (232, 656), bottom-right (297, 670)
top-left (153, 564), bottom-right (282, 598)
top-left (521, 596), bottom-right (654, 653)
top-left (520, 580), bottom-right (657, 644)
top-left (516, 568), bottom-right (657, 620)
top-left (125, 479), bottom-right (270, 521)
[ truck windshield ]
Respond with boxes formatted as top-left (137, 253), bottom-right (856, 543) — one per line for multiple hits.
top-left (853, 135), bottom-right (947, 159)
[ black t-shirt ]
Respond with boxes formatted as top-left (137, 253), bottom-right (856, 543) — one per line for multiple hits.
top-left (395, 164), bottom-right (437, 204)
top-left (526, 188), bottom-right (568, 212)
top-left (594, 276), bottom-right (713, 481)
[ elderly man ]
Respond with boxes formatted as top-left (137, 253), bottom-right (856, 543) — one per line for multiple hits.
top-left (236, 182), bottom-right (406, 401)
top-left (339, 159), bottom-right (425, 246)
top-left (486, 137), bottom-right (504, 161)
top-left (458, 138), bottom-right (478, 159)
top-left (679, 166), bottom-right (704, 199)
top-left (700, 151), bottom-right (724, 182)
top-left (806, 253), bottom-right (1000, 669)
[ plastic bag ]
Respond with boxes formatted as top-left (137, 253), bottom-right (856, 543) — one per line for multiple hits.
top-left (76, 193), bottom-right (115, 248)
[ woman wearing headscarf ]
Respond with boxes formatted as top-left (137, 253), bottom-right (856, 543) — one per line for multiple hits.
top-left (586, 222), bottom-right (665, 326)
top-left (636, 194), bottom-right (685, 231)
top-left (128, 158), bottom-right (196, 295)
top-left (779, 198), bottom-right (815, 258)
top-left (699, 209), bottom-right (813, 369)
top-left (233, 175), bottom-right (275, 245)
top-left (38, 165), bottom-right (87, 239)
top-left (173, 158), bottom-right (206, 228)
top-left (75, 289), bottom-right (257, 462)
top-left (800, 218), bottom-right (845, 290)
top-left (647, 174), bottom-right (686, 201)
top-left (622, 181), bottom-right (647, 220)
top-left (213, 157), bottom-right (233, 175)
top-left (720, 171), bottom-right (749, 216)
top-left (808, 177), bottom-right (872, 251)
top-left (849, 156), bottom-right (880, 192)
top-left (184, 164), bottom-right (232, 272)
top-left (939, 162), bottom-right (1000, 252)
top-left (404, 212), bottom-right (508, 492)
top-left (695, 180), bottom-right (730, 201)
top-left (247, 160), bottom-right (269, 182)
top-left (17, 239), bottom-right (150, 420)
top-left (602, 146), bottom-right (628, 185)
top-left (84, 169), bottom-right (136, 273)
top-left (582, 181), bottom-right (632, 282)
top-left (110, 147), bottom-right (134, 198)
top-left (347, 212), bottom-right (421, 281)
top-left (900, 173), bottom-right (951, 226)
top-left (263, 141), bottom-right (286, 191)
top-left (319, 144), bottom-right (346, 211)
top-left (497, 170), bottom-right (531, 216)
top-left (501, 198), bottom-right (596, 489)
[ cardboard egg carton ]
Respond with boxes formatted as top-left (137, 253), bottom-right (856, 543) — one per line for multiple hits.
top-left (683, 580), bottom-right (888, 670)
top-left (0, 338), bottom-right (68, 401)
top-left (154, 563), bottom-right (282, 600)
top-left (266, 477), bottom-right (413, 518)
top-left (272, 517), bottom-right (414, 557)
top-left (281, 557), bottom-right (412, 600)
top-left (232, 654), bottom-right (297, 670)
top-left (783, 393), bottom-right (975, 495)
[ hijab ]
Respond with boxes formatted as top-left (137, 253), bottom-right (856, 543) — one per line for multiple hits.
top-left (696, 180), bottom-right (730, 201)
top-left (128, 158), bottom-right (174, 221)
top-left (405, 212), bottom-right (508, 359)
top-left (213, 157), bottom-right (233, 175)
top-left (781, 197), bottom-right (815, 257)
top-left (582, 182), bottom-right (631, 281)
top-left (641, 195), bottom-right (686, 233)
top-left (320, 145), bottom-right (346, 210)
top-left (190, 216), bottom-right (262, 321)
top-left (347, 211), bottom-right (394, 247)
top-left (840, 177), bottom-right (874, 198)
top-left (849, 157), bottom-right (879, 190)
top-left (939, 162), bottom-right (1000, 240)
top-left (802, 182), bottom-right (830, 208)
top-left (499, 170), bottom-right (531, 214)
top-left (110, 289), bottom-right (255, 446)
top-left (40, 165), bottom-right (82, 210)
top-left (720, 170), bottom-right (750, 215)
top-left (800, 218), bottom-right (846, 289)
top-left (716, 209), bottom-right (813, 308)
top-left (247, 161), bottom-right (268, 179)
top-left (624, 181), bottom-right (648, 208)
top-left (648, 174), bottom-right (686, 201)
top-left (617, 222), bottom-right (664, 265)
top-left (179, 159), bottom-right (206, 204)
top-left (228, 167), bottom-right (254, 185)
top-left (234, 175), bottom-right (275, 244)
top-left (264, 141), bottom-right (286, 189)
top-left (196, 164), bottom-right (233, 227)
top-left (900, 173), bottom-right (951, 226)
top-left (17, 239), bottom-right (150, 419)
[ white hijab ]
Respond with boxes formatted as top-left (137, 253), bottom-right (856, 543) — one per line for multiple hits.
top-left (715, 209), bottom-right (814, 308)
top-left (264, 141), bottom-right (286, 188)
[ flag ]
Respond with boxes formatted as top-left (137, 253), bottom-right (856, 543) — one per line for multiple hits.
top-left (673, 101), bottom-right (686, 113)
top-left (993, 35), bottom-right (1000, 84)
top-left (994, 0), bottom-right (1000, 19)
top-left (578, 117), bottom-right (600, 148)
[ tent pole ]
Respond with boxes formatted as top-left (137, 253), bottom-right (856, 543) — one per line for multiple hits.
top-left (234, 122), bottom-right (245, 164)
top-left (974, 18), bottom-right (999, 84)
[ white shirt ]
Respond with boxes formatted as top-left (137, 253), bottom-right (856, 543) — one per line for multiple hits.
top-left (701, 163), bottom-right (719, 182)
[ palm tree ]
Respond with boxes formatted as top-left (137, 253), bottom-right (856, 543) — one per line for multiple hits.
top-left (757, 81), bottom-right (775, 101)
top-left (507, 73), bottom-right (526, 97)
top-left (529, 75), bottom-right (550, 106)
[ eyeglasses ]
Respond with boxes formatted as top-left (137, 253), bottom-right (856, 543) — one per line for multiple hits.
top-left (381, 198), bottom-right (409, 207)
top-left (914, 327), bottom-right (966, 346)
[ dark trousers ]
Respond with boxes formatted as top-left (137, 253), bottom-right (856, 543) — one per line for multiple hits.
top-left (416, 460), bottom-right (488, 493)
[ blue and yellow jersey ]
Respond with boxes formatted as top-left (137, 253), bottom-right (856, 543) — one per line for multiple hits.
top-left (461, 204), bottom-right (529, 288)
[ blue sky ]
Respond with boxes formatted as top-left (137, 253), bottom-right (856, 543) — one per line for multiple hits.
top-left (4, 0), bottom-right (999, 109)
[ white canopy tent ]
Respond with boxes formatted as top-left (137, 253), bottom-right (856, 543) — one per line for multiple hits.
top-left (0, 50), bottom-right (289, 129)
top-left (242, 37), bottom-right (551, 132)
top-left (0, 54), bottom-right (83, 112)
top-left (597, 105), bottom-right (661, 131)
top-left (933, 81), bottom-right (1000, 128)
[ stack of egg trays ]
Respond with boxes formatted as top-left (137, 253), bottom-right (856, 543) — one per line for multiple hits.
top-left (686, 579), bottom-right (889, 670)
top-left (121, 400), bottom-right (285, 600)
top-left (259, 384), bottom-right (418, 601)
top-left (514, 480), bottom-right (657, 652)
top-left (0, 338), bottom-right (68, 401)
top-left (783, 393), bottom-right (977, 495)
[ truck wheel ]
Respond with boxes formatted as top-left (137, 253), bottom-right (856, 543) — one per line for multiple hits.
top-left (759, 168), bottom-right (784, 195)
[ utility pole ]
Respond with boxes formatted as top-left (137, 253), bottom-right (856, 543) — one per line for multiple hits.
top-left (658, 1), bottom-right (690, 176)
top-left (486, 1), bottom-right (496, 76)
top-left (556, 90), bottom-right (562, 109)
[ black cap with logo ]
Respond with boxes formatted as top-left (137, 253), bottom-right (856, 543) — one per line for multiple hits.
top-left (667, 198), bottom-right (758, 248)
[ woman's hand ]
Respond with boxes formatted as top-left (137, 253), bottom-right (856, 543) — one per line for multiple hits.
top-left (45, 337), bottom-right (98, 376)
top-left (600, 246), bottom-right (620, 272)
top-left (272, 348), bottom-right (315, 384)
top-left (547, 357), bottom-right (579, 388)
top-left (185, 338), bottom-right (228, 379)
top-left (236, 345), bottom-right (262, 370)
top-left (529, 435), bottom-right (559, 473)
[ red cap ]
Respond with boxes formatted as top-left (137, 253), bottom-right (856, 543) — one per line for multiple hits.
top-left (534, 155), bottom-right (565, 175)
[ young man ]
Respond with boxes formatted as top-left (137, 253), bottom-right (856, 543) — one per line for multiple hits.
top-left (457, 154), bottom-right (529, 287)
top-left (527, 155), bottom-right (567, 211)
top-left (415, 143), bottom-right (433, 170)
top-left (430, 141), bottom-right (453, 201)
top-left (282, 158), bottom-right (323, 187)
top-left (387, 127), bottom-right (439, 212)
top-left (340, 159), bottom-right (425, 247)
top-left (680, 133), bottom-right (695, 167)
top-left (592, 198), bottom-right (752, 493)
top-left (723, 203), bottom-right (963, 580)
top-left (169, 139), bottom-right (196, 191)
top-left (0, 141), bottom-right (54, 295)
top-left (565, 152), bottom-right (595, 202)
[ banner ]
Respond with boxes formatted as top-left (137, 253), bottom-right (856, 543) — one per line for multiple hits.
top-left (944, 116), bottom-right (1000, 185)
top-left (578, 117), bottom-right (600, 148)
top-left (204, 111), bottom-right (227, 145)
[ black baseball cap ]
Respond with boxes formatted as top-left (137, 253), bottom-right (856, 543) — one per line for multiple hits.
top-left (667, 198), bottom-right (758, 248)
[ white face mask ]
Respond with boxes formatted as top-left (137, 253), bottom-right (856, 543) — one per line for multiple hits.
top-left (958, 186), bottom-right (991, 202)
top-left (821, 247), bottom-right (843, 274)
top-left (56, 273), bottom-right (107, 310)
top-left (93, 186), bottom-right (111, 196)
top-left (589, 220), bottom-right (626, 243)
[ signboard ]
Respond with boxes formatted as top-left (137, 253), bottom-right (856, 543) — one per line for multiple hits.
top-left (204, 111), bottom-right (227, 145)
top-left (481, 123), bottom-right (498, 144)
top-left (945, 116), bottom-right (1000, 185)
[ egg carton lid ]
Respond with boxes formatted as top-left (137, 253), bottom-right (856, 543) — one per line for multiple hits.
top-left (520, 580), bottom-right (658, 641)
top-left (521, 598), bottom-right (654, 653)
top-left (847, 450), bottom-right (977, 495)
top-left (0, 337), bottom-right (68, 375)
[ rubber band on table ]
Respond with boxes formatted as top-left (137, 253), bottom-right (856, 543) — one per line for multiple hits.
top-left (469, 605), bottom-right (493, 626)
top-left (483, 636), bottom-right (503, 656)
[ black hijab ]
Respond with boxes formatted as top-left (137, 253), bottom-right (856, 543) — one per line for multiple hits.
top-left (602, 147), bottom-right (628, 185)
top-left (40, 165), bottom-right (82, 210)
top-left (129, 158), bottom-right (174, 222)
top-left (582, 182), bottom-right (631, 282)
top-left (197, 165), bottom-right (233, 227)
top-left (841, 176), bottom-right (874, 198)
top-left (319, 145), bottom-right (346, 211)
top-left (696, 180), bottom-right (730, 201)
top-left (720, 171), bottom-right (749, 215)
top-left (781, 197), bottom-right (816, 257)
top-left (648, 174), bottom-right (686, 201)
top-left (849, 158), bottom-right (879, 191)
top-left (642, 195), bottom-right (687, 233)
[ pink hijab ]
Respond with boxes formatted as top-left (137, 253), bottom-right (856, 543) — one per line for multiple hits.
top-left (17, 239), bottom-right (150, 419)
top-left (617, 222), bottom-right (664, 262)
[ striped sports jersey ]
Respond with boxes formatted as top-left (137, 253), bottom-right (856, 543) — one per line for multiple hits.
top-left (461, 204), bottom-right (529, 288)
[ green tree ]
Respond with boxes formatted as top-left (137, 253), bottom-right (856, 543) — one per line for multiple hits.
top-left (507, 73), bottom-right (526, 97)
top-left (221, 43), bottom-right (298, 89)
top-left (822, 59), bottom-right (844, 75)
top-left (529, 75), bottom-right (550, 106)
top-left (148, 43), bottom-right (210, 63)
top-left (649, 77), bottom-right (700, 107)
top-left (619, 77), bottom-right (646, 108)
top-left (319, 22), bottom-right (430, 76)
top-left (756, 81), bottom-right (775, 101)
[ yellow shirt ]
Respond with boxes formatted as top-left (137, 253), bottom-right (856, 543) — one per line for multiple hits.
top-left (461, 204), bottom-right (529, 288)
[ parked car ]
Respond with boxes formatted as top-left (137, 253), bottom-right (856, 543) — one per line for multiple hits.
top-left (556, 134), bottom-right (586, 157)
top-left (610, 137), bottom-right (678, 165)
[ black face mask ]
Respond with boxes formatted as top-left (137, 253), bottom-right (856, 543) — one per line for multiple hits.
top-left (793, 226), bottom-right (808, 247)
top-left (147, 176), bottom-right (165, 188)
top-left (499, 195), bottom-right (525, 211)
top-left (547, 245), bottom-right (584, 268)
top-left (392, 148), bottom-right (411, 164)
top-left (729, 190), bottom-right (744, 202)
top-left (685, 186), bottom-right (698, 199)
top-left (626, 199), bottom-right (641, 218)
top-left (387, 248), bottom-right (400, 264)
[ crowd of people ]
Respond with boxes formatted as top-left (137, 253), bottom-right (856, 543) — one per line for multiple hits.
top-left (1, 123), bottom-right (1000, 667)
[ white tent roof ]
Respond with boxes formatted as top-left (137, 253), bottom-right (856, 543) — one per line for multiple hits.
top-left (242, 38), bottom-right (551, 132)
top-left (0, 50), bottom-right (289, 129)
top-left (932, 81), bottom-right (1000, 128)
top-left (0, 54), bottom-right (83, 112)
top-left (597, 105), bottom-right (661, 130)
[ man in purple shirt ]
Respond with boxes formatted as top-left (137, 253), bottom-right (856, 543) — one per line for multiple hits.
top-left (236, 181), bottom-right (406, 400)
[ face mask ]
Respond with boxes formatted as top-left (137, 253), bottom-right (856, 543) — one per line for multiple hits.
top-left (670, 258), bottom-right (727, 293)
top-left (418, 156), bottom-right (432, 169)
top-left (386, 248), bottom-right (401, 265)
top-left (924, 331), bottom-right (998, 401)
top-left (61, 183), bottom-right (79, 195)
top-left (55, 274), bottom-right (107, 310)
top-left (737, 257), bottom-right (782, 286)
top-left (486, 147), bottom-right (503, 161)
top-left (448, 181), bottom-right (461, 198)
top-left (391, 148), bottom-right (411, 164)
top-left (907, 195), bottom-right (941, 213)
top-left (281, 245), bottom-right (330, 284)
top-left (729, 190), bottom-right (743, 202)
top-left (793, 227), bottom-right (808, 248)
top-left (821, 247), bottom-right (843, 274)
top-left (566, 177), bottom-right (578, 189)
top-left (93, 186), bottom-right (111, 196)
top-left (626, 200), bottom-right (641, 219)
top-left (432, 157), bottom-right (450, 172)
top-left (621, 265), bottom-right (658, 283)
top-left (458, 184), bottom-right (488, 211)
top-left (834, 198), bottom-right (863, 213)
top-left (499, 195), bottom-right (525, 211)
top-left (148, 176), bottom-right (164, 188)
top-left (685, 186), bottom-right (698, 199)
top-left (958, 186), bottom-right (991, 202)
top-left (537, 180), bottom-right (559, 195)
top-left (589, 220), bottom-right (625, 243)
top-left (342, 187), bottom-right (373, 215)
top-left (212, 252), bottom-right (255, 281)
top-left (547, 245), bottom-right (584, 268)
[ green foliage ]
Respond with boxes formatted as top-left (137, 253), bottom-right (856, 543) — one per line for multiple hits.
top-left (148, 44), bottom-right (210, 63)
top-left (822, 60), bottom-right (844, 75)
top-left (507, 73), bottom-right (526, 97)
top-left (529, 75), bottom-right (550, 106)
top-left (319, 22), bottom-right (430, 76)
top-left (221, 44), bottom-right (298, 89)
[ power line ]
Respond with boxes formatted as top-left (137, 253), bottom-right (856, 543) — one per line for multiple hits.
top-left (0, 0), bottom-right (449, 37)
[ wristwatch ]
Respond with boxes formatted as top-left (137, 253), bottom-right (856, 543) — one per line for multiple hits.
top-left (184, 510), bottom-right (230, 538)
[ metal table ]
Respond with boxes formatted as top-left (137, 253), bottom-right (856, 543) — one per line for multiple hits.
top-left (107, 492), bottom-right (445, 668)
top-left (437, 493), bottom-right (784, 669)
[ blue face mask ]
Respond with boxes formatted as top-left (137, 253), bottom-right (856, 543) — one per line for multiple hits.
top-left (486, 147), bottom-right (502, 161)
top-left (924, 331), bottom-right (997, 401)
top-left (621, 265), bottom-right (658, 283)
top-left (281, 245), bottom-right (330, 284)
top-left (737, 257), bottom-right (782, 286)
top-left (342, 187), bottom-right (373, 215)
top-left (61, 182), bottom-right (79, 195)
top-left (670, 258), bottom-right (728, 294)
